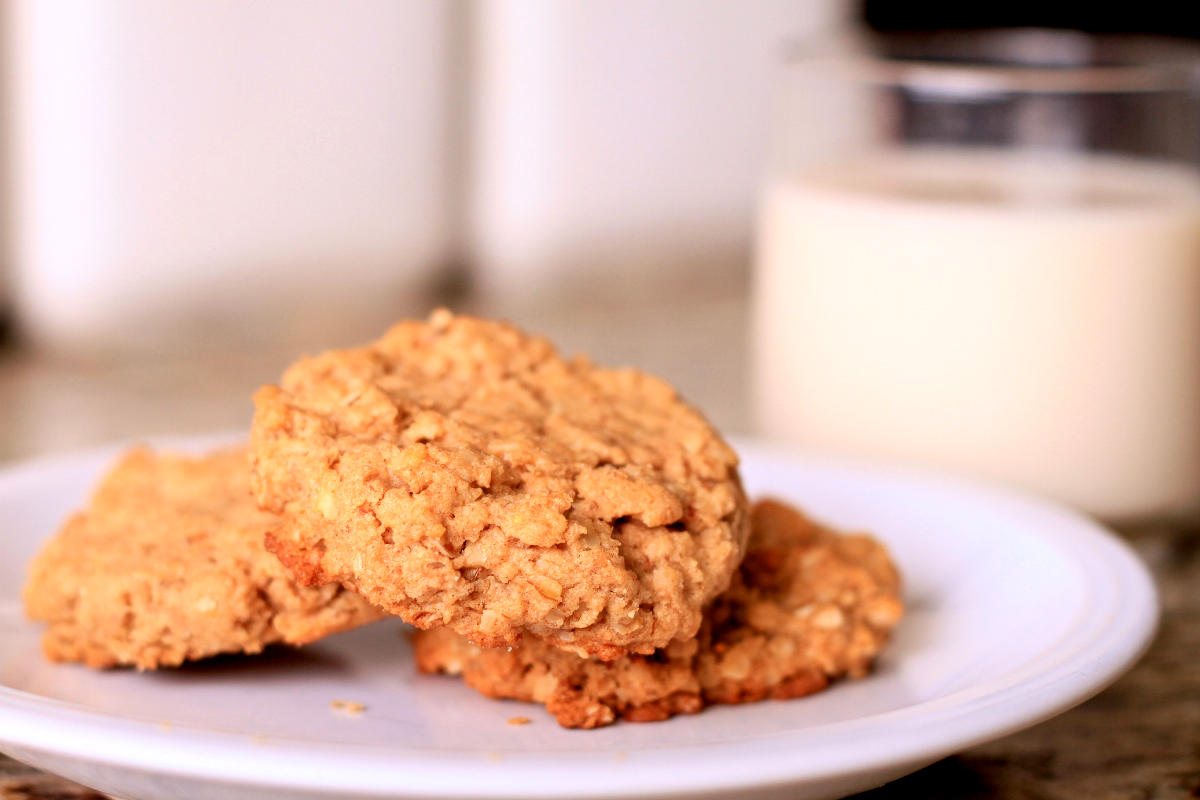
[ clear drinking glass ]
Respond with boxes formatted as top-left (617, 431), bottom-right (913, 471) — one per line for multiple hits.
top-left (753, 30), bottom-right (1200, 519)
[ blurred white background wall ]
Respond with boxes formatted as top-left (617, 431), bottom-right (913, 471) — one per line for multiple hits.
top-left (2, 0), bottom-right (453, 352)
top-left (468, 0), bottom-right (844, 309)
top-left (0, 0), bottom-right (843, 351)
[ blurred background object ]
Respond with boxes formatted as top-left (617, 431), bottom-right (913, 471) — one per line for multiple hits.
top-left (0, 0), bottom-right (848, 354)
top-left (2, 0), bottom-right (454, 354)
top-left (466, 0), bottom-right (843, 310)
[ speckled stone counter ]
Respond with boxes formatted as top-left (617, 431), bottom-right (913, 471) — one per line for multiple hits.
top-left (2, 297), bottom-right (1196, 800)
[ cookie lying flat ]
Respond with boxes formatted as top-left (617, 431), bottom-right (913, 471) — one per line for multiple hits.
top-left (414, 499), bottom-right (903, 728)
top-left (251, 310), bottom-right (749, 658)
top-left (24, 447), bottom-right (384, 669)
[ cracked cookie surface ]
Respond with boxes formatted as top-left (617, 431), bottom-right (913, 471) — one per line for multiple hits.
top-left (251, 310), bottom-right (749, 657)
top-left (24, 447), bottom-right (384, 669)
top-left (414, 499), bottom-right (903, 728)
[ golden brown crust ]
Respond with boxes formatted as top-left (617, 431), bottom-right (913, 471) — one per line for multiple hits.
top-left (23, 447), bottom-right (385, 670)
top-left (413, 499), bottom-right (903, 728)
top-left (251, 310), bottom-right (749, 657)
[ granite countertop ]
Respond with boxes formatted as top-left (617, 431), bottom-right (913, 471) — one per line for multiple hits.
top-left (2, 297), bottom-right (1197, 800)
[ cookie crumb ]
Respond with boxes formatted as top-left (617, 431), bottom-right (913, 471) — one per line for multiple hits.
top-left (250, 734), bottom-right (268, 745)
top-left (159, 721), bottom-right (172, 732)
top-left (614, 750), bottom-right (629, 762)
top-left (487, 750), bottom-right (503, 763)
top-left (507, 716), bottom-right (531, 726)
top-left (331, 699), bottom-right (366, 716)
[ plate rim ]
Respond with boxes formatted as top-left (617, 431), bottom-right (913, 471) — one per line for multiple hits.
top-left (0, 435), bottom-right (1160, 798)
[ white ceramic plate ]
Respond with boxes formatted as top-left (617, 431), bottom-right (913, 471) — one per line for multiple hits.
top-left (0, 435), bottom-right (1157, 800)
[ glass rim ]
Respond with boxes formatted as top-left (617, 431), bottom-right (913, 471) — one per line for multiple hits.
top-left (788, 29), bottom-right (1200, 95)
top-left (865, 60), bottom-right (1185, 95)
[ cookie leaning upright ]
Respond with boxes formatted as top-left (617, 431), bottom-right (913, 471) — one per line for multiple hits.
top-left (24, 448), bottom-right (384, 670)
top-left (250, 310), bottom-right (749, 657)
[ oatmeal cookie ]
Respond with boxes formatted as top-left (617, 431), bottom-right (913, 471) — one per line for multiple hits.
top-left (251, 310), bottom-right (748, 657)
top-left (24, 447), bottom-right (384, 670)
top-left (414, 499), bottom-right (903, 728)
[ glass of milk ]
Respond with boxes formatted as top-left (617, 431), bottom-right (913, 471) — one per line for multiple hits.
top-left (753, 30), bottom-right (1200, 520)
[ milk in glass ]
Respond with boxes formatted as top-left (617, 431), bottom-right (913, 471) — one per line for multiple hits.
top-left (754, 148), bottom-right (1200, 518)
